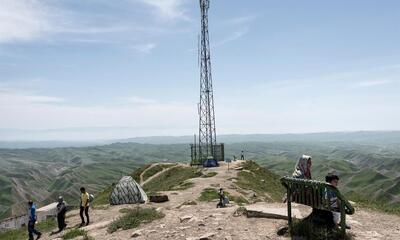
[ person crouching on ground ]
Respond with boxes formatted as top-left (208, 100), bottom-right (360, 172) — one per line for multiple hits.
top-left (217, 188), bottom-right (225, 208)
top-left (57, 196), bottom-right (67, 232)
top-left (80, 187), bottom-right (90, 227)
top-left (28, 200), bottom-right (42, 240)
top-left (292, 154), bottom-right (312, 179)
top-left (325, 171), bottom-right (351, 229)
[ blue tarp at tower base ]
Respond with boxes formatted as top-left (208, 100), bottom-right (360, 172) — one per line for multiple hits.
top-left (203, 159), bottom-right (219, 167)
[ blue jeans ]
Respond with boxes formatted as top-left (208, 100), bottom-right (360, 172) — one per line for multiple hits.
top-left (28, 220), bottom-right (41, 240)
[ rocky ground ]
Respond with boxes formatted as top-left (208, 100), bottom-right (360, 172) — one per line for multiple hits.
top-left (40, 161), bottom-right (400, 240)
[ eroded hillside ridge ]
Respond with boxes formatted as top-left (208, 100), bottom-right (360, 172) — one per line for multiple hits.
top-left (1, 140), bottom-right (400, 221)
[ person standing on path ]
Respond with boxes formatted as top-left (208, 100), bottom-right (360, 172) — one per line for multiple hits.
top-left (28, 200), bottom-right (41, 240)
top-left (79, 187), bottom-right (90, 227)
top-left (240, 151), bottom-right (244, 160)
top-left (56, 196), bottom-right (67, 231)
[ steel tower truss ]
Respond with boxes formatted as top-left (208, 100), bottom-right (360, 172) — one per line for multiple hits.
top-left (198, 0), bottom-right (217, 161)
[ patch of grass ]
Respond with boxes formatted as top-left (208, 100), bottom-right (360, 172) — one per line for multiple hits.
top-left (202, 172), bottom-right (218, 178)
top-left (62, 229), bottom-right (87, 240)
top-left (198, 188), bottom-right (219, 202)
top-left (228, 194), bottom-right (249, 205)
top-left (197, 188), bottom-right (249, 205)
top-left (183, 200), bottom-right (197, 205)
top-left (173, 181), bottom-right (194, 190)
top-left (142, 164), bottom-right (176, 182)
top-left (347, 192), bottom-right (400, 215)
top-left (143, 166), bottom-right (202, 192)
top-left (92, 185), bottom-right (112, 206)
top-left (107, 207), bottom-right (164, 233)
top-left (62, 229), bottom-right (94, 240)
top-left (234, 206), bottom-right (247, 216)
top-left (0, 219), bottom-right (57, 240)
top-left (236, 161), bottom-right (285, 202)
top-left (130, 164), bottom-right (152, 183)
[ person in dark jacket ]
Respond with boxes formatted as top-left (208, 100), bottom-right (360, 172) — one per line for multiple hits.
top-left (28, 200), bottom-right (41, 240)
top-left (56, 196), bottom-right (67, 232)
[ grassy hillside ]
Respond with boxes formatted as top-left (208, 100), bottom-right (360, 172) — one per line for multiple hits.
top-left (0, 143), bottom-right (189, 220)
top-left (236, 161), bottom-right (285, 202)
top-left (225, 142), bottom-right (400, 211)
top-left (1, 140), bottom-right (400, 220)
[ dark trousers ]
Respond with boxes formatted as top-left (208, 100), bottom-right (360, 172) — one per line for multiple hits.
top-left (241, 155), bottom-right (244, 160)
top-left (80, 206), bottom-right (89, 224)
top-left (57, 211), bottom-right (66, 231)
top-left (28, 220), bottom-right (41, 240)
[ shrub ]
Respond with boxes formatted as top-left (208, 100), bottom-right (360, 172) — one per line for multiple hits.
top-left (62, 228), bottom-right (94, 240)
top-left (107, 208), bottom-right (164, 233)
top-left (198, 188), bottom-right (219, 202)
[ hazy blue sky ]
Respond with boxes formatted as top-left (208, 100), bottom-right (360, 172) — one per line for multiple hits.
top-left (0, 0), bottom-right (399, 140)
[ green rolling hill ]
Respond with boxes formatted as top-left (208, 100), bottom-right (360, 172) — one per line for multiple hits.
top-left (0, 135), bottom-right (400, 220)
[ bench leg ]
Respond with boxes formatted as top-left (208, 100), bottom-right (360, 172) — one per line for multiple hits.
top-left (287, 189), bottom-right (292, 234)
top-left (340, 207), bottom-right (346, 237)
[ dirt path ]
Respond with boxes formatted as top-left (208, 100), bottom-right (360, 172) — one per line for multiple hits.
top-left (40, 161), bottom-right (400, 240)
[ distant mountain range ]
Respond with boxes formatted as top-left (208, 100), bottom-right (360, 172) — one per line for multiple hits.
top-left (1, 130), bottom-right (400, 148)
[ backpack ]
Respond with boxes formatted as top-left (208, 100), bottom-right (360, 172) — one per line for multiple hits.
top-left (89, 193), bottom-right (95, 203)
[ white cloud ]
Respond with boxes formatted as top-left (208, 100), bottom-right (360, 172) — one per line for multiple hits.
top-left (0, 86), bottom-right (195, 136)
top-left (0, 87), bottom-right (65, 105)
top-left (0, 0), bottom-right (53, 43)
top-left (127, 96), bottom-right (157, 104)
top-left (24, 95), bottom-right (65, 103)
top-left (356, 80), bottom-right (393, 87)
top-left (136, 0), bottom-right (189, 20)
top-left (223, 15), bottom-right (256, 25)
top-left (131, 43), bottom-right (157, 54)
top-left (0, 0), bottom-right (138, 44)
top-left (213, 28), bottom-right (248, 48)
top-left (211, 15), bottom-right (255, 48)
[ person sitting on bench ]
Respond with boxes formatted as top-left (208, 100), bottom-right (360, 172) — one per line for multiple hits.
top-left (325, 171), bottom-right (351, 229)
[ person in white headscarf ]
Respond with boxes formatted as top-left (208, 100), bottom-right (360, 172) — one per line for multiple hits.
top-left (292, 155), bottom-right (312, 179)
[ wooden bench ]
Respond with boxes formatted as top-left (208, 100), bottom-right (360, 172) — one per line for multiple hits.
top-left (281, 177), bottom-right (355, 237)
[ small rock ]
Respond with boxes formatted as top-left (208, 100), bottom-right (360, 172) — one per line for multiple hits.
top-left (131, 230), bottom-right (141, 238)
top-left (199, 232), bottom-right (217, 240)
top-left (180, 215), bottom-right (193, 223)
top-left (149, 195), bottom-right (169, 203)
top-left (224, 236), bottom-right (232, 240)
top-left (198, 223), bottom-right (206, 227)
top-left (277, 226), bottom-right (288, 236)
top-left (217, 227), bottom-right (222, 231)
top-left (179, 226), bottom-right (190, 230)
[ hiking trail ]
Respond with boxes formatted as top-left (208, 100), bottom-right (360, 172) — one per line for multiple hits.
top-left (40, 161), bottom-right (400, 240)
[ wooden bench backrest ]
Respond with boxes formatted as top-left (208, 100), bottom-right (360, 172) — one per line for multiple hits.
top-left (281, 177), bottom-right (355, 215)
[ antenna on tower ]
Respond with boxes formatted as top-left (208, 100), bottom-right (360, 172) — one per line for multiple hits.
top-left (190, 0), bottom-right (224, 167)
